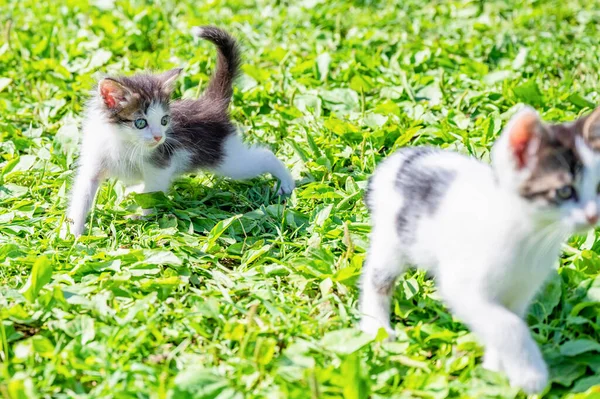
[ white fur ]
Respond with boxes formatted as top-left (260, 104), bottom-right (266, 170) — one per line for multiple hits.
top-left (64, 101), bottom-right (295, 237)
top-left (210, 134), bottom-right (296, 195)
top-left (359, 109), bottom-right (600, 394)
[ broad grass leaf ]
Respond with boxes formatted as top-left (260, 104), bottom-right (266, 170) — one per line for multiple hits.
top-left (172, 366), bottom-right (229, 397)
top-left (341, 353), bottom-right (369, 399)
top-left (586, 275), bottom-right (600, 302)
top-left (7, 377), bottom-right (38, 399)
top-left (350, 75), bottom-right (373, 92)
top-left (550, 360), bottom-right (587, 386)
top-left (568, 93), bottom-right (595, 110)
top-left (575, 250), bottom-right (600, 276)
top-left (203, 215), bottom-right (241, 251)
top-left (513, 80), bottom-right (544, 106)
top-left (0, 77), bottom-right (12, 92)
top-left (321, 328), bottom-right (372, 355)
top-left (560, 339), bottom-right (600, 356)
top-left (132, 191), bottom-right (171, 208)
top-left (0, 243), bottom-right (23, 261)
top-left (31, 336), bottom-right (54, 357)
top-left (20, 257), bottom-right (53, 303)
top-left (293, 93), bottom-right (322, 116)
top-left (573, 375), bottom-right (600, 393)
top-left (483, 71), bottom-right (513, 86)
top-left (532, 272), bottom-right (562, 319)
top-left (320, 88), bottom-right (360, 114)
top-left (363, 113), bottom-right (388, 129)
top-left (142, 250), bottom-right (182, 266)
top-left (316, 52), bottom-right (331, 81)
top-left (54, 122), bottom-right (80, 155)
top-left (512, 48), bottom-right (528, 70)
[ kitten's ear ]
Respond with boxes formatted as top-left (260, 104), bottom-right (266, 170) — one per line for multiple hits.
top-left (505, 106), bottom-right (545, 169)
top-left (99, 78), bottom-right (131, 110)
top-left (583, 107), bottom-right (600, 150)
top-left (159, 68), bottom-right (183, 92)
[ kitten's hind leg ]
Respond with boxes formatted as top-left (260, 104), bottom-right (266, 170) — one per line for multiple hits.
top-left (212, 134), bottom-right (295, 195)
top-left (358, 225), bottom-right (406, 339)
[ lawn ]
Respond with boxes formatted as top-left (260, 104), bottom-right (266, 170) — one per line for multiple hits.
top-left (1, 0), bottom-right (600, 397)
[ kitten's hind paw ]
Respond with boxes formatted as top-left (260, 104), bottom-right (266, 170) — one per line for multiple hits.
top-left (126, 208), bottom-right (154, 220)
top-left (275, 179), bottom-right (295, 195)
top-left (359, 318), bottom-right (395, 341)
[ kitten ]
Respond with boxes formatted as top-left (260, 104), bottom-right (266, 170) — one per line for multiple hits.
top-left (64, 26), bottom-right (295, 237)
top-left (358, 106), bottom-right (600, 393)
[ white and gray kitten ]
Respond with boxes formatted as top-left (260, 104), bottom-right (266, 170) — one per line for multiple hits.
top-left (64, 26), bottom-right (295, 237)
top-left (359, 106), bottom-right (600, 393)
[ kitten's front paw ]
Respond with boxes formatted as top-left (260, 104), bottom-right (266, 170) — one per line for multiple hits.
top-left (59, 224), bottom-right (70, 240)
top-left (60, 219), bottom-right (82, 239)
top-left (359, 318), bottom-right (395, 341)
top-left (503, 354), bottom-right (548, 394)
top-left (276, 179), bottom-right (295, 195)
top-left (482, 349), bottom-right (503, 372)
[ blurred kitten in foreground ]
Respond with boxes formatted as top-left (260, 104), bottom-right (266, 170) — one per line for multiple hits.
top-left (359, 106), bottom-right (600, 393)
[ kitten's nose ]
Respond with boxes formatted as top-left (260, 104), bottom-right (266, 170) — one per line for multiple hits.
top-left (585, 202), bottom-right (598, 225)
top-left (153, 136), bottom-right (162, 143)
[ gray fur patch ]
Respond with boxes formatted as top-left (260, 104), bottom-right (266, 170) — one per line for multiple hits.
top-left (395, 147), bottom-right (456, 243)
top-left (372, 268), bottom-right (398, 295)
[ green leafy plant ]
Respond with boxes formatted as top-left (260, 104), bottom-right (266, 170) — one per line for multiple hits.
top-left (1, 0), bottom-right (600, 397)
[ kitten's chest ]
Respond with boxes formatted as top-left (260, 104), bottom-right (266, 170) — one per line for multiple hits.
top-left (495, 236), bottom-right (562, 308)
top-left (105, 148), bottom-right (147, 183)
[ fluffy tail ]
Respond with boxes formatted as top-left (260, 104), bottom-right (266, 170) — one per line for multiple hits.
top-left (191, 26), bottom-right (241, 106)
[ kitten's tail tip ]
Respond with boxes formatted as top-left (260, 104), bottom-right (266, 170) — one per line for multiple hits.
top-left (190, 26), bottom-right (204, 37)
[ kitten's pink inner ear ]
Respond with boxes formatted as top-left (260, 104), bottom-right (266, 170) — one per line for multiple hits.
top-left (99, 79), bottom-right (127, 109)
top-left (509, 114), bottom-right (538, 169)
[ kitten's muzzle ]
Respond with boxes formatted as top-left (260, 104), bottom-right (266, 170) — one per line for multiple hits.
top-left (586, 213), bottom-right (598, 225)
top-left (584, 202), bottom-right (598, 225)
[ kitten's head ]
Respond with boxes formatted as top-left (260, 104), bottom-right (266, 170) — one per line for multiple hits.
top-left (96, 68), bottom-right (182, 148)
top-left (493, 106), bottom-right (600, 232)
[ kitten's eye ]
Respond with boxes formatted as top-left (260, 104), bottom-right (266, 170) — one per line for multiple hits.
top-left (556, 185), bottom-right (576, 201)
top-left (161, 115), bottom-right (170, 126)
top-left (134, 118), bottom-right (147, 129)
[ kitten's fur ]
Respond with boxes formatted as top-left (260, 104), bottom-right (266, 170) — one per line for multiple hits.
top-left (65, 26), bottom-right (295, 237)
top-left (359, 106), bottom-right (600, 393)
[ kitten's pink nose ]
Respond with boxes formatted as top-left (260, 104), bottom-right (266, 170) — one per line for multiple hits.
top-left (585, 202), bottom-right (598, 225)
top-left (153, 136), bottom-right (162, 143)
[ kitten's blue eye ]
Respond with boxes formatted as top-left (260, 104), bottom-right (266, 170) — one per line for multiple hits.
top-left (161, 115), bottom-right (170, 126)
top-left (134, 118), bottom-right (147, 129)
top-left (556, 185), bottom-right (575, 201)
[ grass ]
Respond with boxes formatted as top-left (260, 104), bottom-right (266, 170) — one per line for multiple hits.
top-left (1, 0), bottom-right (600, 397)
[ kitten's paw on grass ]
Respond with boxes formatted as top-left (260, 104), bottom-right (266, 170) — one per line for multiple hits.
top-left (59, 220), bottom-right (82, 239)
top-left (276, 179), bottom-right (295, 195)
top-left (359, 318), bottom-right (395, 341)
top-left (504, 357), bottom-right (548, 394)
top-left (126, 208), bottom-right (155, 220)
top-left (482, 349), bottom-right (503, 373)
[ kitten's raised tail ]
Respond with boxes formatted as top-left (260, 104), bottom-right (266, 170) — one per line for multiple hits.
top-left (191, 26), bottom-right (241, 107)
